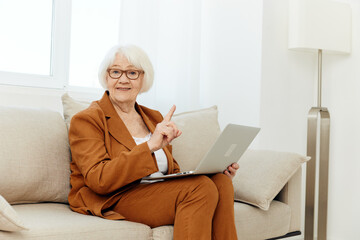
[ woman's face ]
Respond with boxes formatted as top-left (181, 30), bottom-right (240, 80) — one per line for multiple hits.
top-left (106, 53), bottom-right (144, 105)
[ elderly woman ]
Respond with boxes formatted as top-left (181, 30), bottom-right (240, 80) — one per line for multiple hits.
top-left (68, 44), bottom-right (239, 239)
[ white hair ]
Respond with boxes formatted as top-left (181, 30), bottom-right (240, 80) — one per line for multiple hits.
top-left (98, 44), bottom-right (154, 93)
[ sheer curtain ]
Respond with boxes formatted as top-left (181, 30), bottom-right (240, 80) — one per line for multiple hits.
top-left (118, 0), bottom-right (202, 115)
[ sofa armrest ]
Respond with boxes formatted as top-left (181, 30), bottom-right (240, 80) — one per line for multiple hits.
top-left (275, 167), bottom-right (302, 232)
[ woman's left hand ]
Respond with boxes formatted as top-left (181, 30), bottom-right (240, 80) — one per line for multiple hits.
top-left (223, 163), bottom-right (239, 180)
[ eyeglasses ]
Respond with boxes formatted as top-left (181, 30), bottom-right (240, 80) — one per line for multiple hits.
top-left (107, 68), bottom-right (144, 80)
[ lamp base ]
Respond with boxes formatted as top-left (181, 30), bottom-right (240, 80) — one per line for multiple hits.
top-left (305, 107), bottom-right (330, 240)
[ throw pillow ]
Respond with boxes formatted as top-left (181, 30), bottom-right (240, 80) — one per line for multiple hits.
top-left (0, 106), bottom-right (71, 204)
top-left (0, 195), bottom-right (28, 232)
top-left (232, 149), bottom-right (310, 210)
top-left (171, 106), bottom-right (221, 171)
top-left (61, 93), bottom-right (90, 129)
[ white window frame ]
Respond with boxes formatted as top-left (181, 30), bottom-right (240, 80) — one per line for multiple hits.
top-left (0, 0), bottom-right (72, 89)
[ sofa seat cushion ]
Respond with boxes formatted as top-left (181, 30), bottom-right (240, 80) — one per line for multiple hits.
top-left (235, 200), bottom-right (291, 240)
top-left (152, 225), bottom-right (173, 240)
top-left (151, 200), bottom-right (290, 240)
top-left (0, 203), bottom-right (152, 240)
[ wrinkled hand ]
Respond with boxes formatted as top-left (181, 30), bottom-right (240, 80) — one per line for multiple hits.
top-left (223, 163), bottom-right (239, 180)
top-left (147, 105), bottom-right (182, 152)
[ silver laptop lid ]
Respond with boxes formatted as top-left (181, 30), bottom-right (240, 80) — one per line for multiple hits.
top-left (194, 124), bottom-right (260, 174)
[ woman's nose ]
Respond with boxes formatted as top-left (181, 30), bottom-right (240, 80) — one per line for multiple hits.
top-left (118, 74), bottom-right (130, 83)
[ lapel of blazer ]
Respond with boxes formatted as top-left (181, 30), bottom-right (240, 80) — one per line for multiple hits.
top-left (98, 91), bottom-right (135, 150)
top-left (135, 103), bottom-right (156, 135)
top-left (97, 91), bottom-right (159, 152)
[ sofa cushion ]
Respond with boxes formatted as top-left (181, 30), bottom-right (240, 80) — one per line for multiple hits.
top-left (0, 203), bottom-right (152, 240)
top-left (0, 195), bottom-right (28, 232)
top-left (152, 225), bottom-right (173, 240)
top-left (171, 106), bottom-right (221, 171)
top-left (0, 106), bottom-right (71, 204)
top-left (234, 200), bottom-right (291, 240)
top-left (61, 93), bottom-right (89, 129)
top-left (233, 149), bottom-right (309, 210)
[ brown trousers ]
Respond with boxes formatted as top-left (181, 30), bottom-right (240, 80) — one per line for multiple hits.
top-left (112, 173), bottom-right (238, 240)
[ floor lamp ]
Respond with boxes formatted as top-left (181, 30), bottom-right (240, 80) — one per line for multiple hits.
top-left (288, 0), bottom-right (351, 240)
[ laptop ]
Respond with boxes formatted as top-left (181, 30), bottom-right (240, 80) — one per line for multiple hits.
top-left (142, 124), bottom-right (260, 180)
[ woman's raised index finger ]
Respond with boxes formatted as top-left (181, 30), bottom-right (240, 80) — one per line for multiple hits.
top-left (164, 105), bottom-right (176, 121)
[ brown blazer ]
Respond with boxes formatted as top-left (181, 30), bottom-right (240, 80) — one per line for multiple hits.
top-left (68, 91), bottom-right (181, 220)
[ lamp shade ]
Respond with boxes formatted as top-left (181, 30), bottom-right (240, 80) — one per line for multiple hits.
top-left (288, 0), bottom-right (351, 54)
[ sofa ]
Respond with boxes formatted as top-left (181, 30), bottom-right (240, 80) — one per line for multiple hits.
top-left (0, 94), bottom-right (309, 240)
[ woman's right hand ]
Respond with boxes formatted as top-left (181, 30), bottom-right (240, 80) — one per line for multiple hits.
top-left (147, 105), bottom-right (182, 153)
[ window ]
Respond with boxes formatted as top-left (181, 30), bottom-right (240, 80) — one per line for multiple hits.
top-left (0, 0), bottom-right (71, 89)
top-left (0, 0), bottom-right (200, 94)
top-left (0, 0), bottom-right (52, 75)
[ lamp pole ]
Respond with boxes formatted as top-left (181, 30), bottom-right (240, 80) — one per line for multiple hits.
top-left (305, 49), bottom-right (330, 240)
top-left (318, 49), bottom-right (322, 108)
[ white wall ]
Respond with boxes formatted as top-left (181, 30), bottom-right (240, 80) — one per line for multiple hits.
top-left (260, 0), bottom-right (360, 239)
top-left (323, 1), bottom-right (360, 239)
top-left (200, 0), bottom-right (263, 130)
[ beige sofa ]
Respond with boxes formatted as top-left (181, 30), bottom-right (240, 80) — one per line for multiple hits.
top-left (0, 97), bottom-right (307, 240)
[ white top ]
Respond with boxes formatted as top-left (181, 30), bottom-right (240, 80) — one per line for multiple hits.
top-left (132, 132), bottom-right (168, 183)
